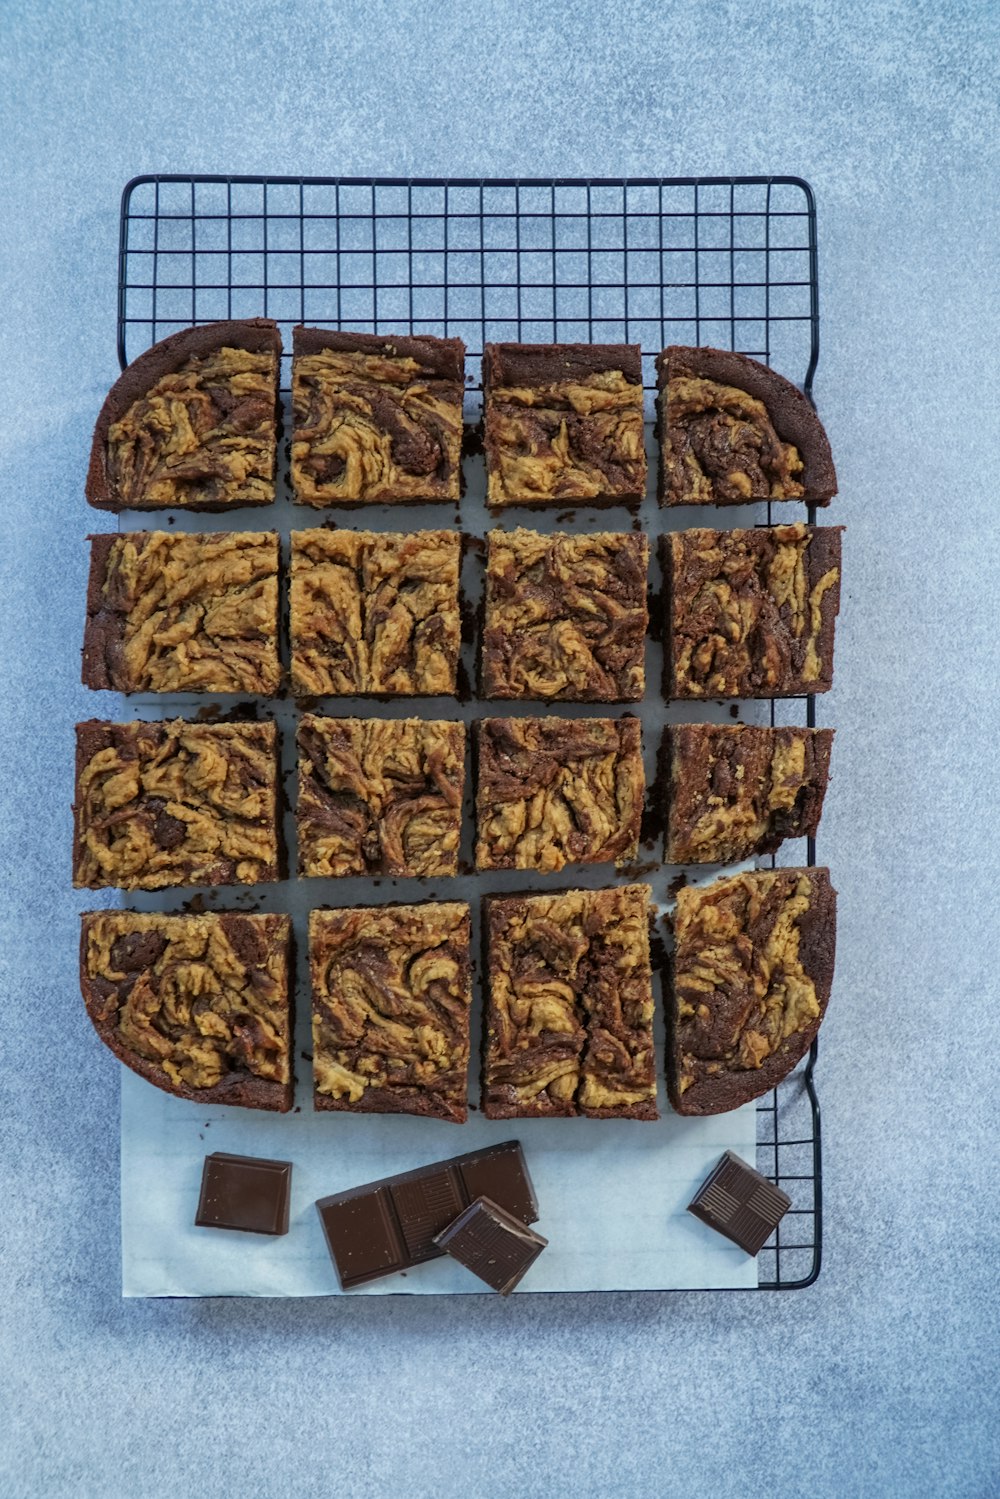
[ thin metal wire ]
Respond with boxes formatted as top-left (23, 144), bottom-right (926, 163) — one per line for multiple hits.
top-left (116, 173), bottom-right (824, 1291)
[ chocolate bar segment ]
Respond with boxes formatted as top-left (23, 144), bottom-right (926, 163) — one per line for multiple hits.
top-left (687, 1151), bottom-right (791, 1256)
top-left (315, 1141), bottom-right (538, 1290)
top-left (195, 1152), bottom-right (292, 1235)
top-left (434, 1196), bottom-right (548, 1294)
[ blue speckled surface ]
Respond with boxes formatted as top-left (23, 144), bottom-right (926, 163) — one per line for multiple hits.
top-left (2, 2), bottom-right (999, 1495)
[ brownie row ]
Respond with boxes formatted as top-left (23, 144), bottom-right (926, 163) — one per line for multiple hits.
top-left (86, 322), bottom-right (837, 514)
top-left (82, 522), bottom-right (842, 702)
top-left (79, 867), bottom-right (836, 1123)
top-left (71, 716), bottom-right (833, 890)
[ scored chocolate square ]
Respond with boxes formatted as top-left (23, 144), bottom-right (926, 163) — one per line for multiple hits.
top-left (475, 715), bottom-right (644, 873)
top-left (688, 1151), bottom-right (791, 1256)
top-left (310, 903), bottom-right (472, 1123)
top-left (195, 1153), bottom-right (292, 1236)
top-left (434, 1196), bottom-right (548, 1294)
top-left (290, 528), bottom-right (462, 697)
top-left (482, 528), bottom-right (648, 702)
top-left (483, 342), bottom-right (646, 509)
top-left (291, 328), bottom-right (465, 506)
top-left (296, 714), bottom-right (465, 879)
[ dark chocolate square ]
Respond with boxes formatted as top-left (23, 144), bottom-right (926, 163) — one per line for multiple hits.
top-left (434, 1196), bottom-right (548, 1294)
top-left (316, 1187), bottom-right (406, 1288)
top-left (687, 1151), bottom-right (791, 1256)
top-left (195, 1152), bottom-right (292, 1236)
top-left (390, 1170), bottom-right (466, 1262)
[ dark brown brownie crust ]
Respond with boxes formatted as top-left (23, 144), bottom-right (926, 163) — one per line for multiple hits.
top-left (293, 326), bottom-right (465, 380)
top-left (665, 723), bottom-right (834, 864)
top-left (79, 910), bottom-right (294, 1110)
top-left (81, 530), bottom-right (281, 695)
top-left (483, 342), bottom-right (646, 509)
top-left (482, 884), bottom-right (657, 1120)
top-left (667, 868), bottom-right (836, 1115)
top-left (664, 524), bottom-right (843, 699)
top-left (656, 345), bottom-right (837, 506)
top-left (73, 719), bottom-right (282, 890)
top-left (310, 903), bottom-right (471, 1123)
top-left (474, 715), bottom-right (644, 872)
top-left (86, 319), bottom-right (282, 512)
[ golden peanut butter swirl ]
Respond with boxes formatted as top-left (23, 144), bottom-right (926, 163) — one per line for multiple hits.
top-left (73, 720), bottom-right (280, 890)
top-left (484, 885), bottom-right (656, 1118)
top-left (296, 714), bottom-right (465, 879)
top-left (292, 349), bottom-right (463, 504)
top-left (106, 347), bottom-right (278, 508)
top-left (665, 374), bottom-right (804, 503)
top-left (476, 716), bottom-right (643, 872)
top-left (310, 903), bottom-right (471, 1122)
top-left (483, 528), bottom-right (648, 702)
top-left (672, 869), bottom-right (834, 1105)
top-left (668, 523), bottom-right (841, 698)
top-left (85, 531), bottom-right (280, 694)
top-left (81, 911), bottom-right (290, 1093)
top-left (290, 529), bottom-right (461, 696)
top-left (486, 368), bottom-right (646, 506)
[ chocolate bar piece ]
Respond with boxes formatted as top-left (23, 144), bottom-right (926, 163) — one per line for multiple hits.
top-left (315, 1141), bottom-right (538, 1290)
top-left (195, 1152), bottom-right (292, 1235)
top-left (687, 1151), bottom-right (791, 1256)
top-left (434, 1196), bottom-right (548, 1294)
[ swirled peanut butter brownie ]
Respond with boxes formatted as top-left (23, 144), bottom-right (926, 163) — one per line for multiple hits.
top-left (290, 529), bottom-right (461, 696)
top-left (665, 524), bottom-right (842, 698)
top-left (82, 531), bottom-right (281, 695)
top-left (86, 319), bottom-right (281, 511)
top-left (656, 346), bottom-right (836, 507)
top-left (483, 343), bottom-right (646, 508)
top-left (296, 714), bottom-right (465, 879)
top-left (475, 716), bottom-right (644, 872)
top-left (73, 719), bottom-right (281, 890)
top-left (668, 868), bottom-right (836, 1114)
top-left (482, 528), bottom-right (648, 701)
top-left (310, 902), bottom-right (471, 1122)
top-left (79, 910), bottom-right (293, 1109)
top-left (665, 723), bottom-right (834, 864)
top-left (291, 328), bottom-right (465, 505)
top-left (483, 885), bottom-right (657, 1120)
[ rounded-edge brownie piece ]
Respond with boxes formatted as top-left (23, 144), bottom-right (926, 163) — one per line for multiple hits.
top-left (666, 867), bottom-right (836, 1115)
top-left (656, 345), bottom-right (837, 506)
top-left (292, 325), bottom-right (466, 382)
top-left (79, 910), bottom-right (295, 1111)
top-left (86, 318), bottom-right (282, 512)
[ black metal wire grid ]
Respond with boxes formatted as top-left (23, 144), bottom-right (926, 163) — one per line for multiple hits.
top-left (117, 173), bottom-right (825, 1291)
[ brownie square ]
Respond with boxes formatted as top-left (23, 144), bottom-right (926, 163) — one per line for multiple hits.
top-left (664, 523), bottom-right (842, 699)
top-left (296, 714), bottom-right (465, 878)
top-left (82, 530), bottom-right (281, 695)
top-left (289, 528), bottom-right (462, 696)
top-left (483, 342), bottom-right (646, 508)
top-left (482, 528), bottom-right (648, 702)
top-left (86, 319), bottom-right (281, 512)
top-left (668, 868), bottom-right (836, 1114)
top-left (482, 884), bottom-right (656, 1119)
top-left (79, 910), bottom-right (293, 1110)
top-left (656, 345), bottom-right (837, 507)
top-left (475, 715), bottom-right (644, 872)
top-left (310, 902), bottom-right (472, 1122)
top-left (665, 723), bottom-right (834, 864)
top-left (72, 719), bottom-right (282, 890)
top-left (291, 328), bottom-right (465, 506)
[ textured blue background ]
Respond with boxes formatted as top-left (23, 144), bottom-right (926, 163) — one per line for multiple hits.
top-left (2, 2), bottom-right (999, 1495)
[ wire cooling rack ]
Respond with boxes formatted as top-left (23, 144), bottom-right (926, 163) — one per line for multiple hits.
top-left (117, 174), bottom-right (826, 1291)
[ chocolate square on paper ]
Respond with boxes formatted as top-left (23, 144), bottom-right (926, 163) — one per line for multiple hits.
top-left (195, 1153), bottom-right (292, 1236)
top-left (434, 1196), bottom-right (548, 1294)
top-left (687, 1151), bottom-right (791, 1256)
